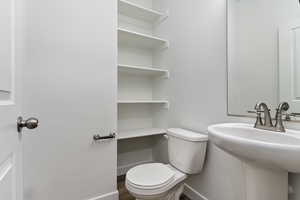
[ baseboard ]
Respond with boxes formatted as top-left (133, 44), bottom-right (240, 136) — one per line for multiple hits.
top-left (86, 190), bottom-right (119, 200)
top-left (117, 160), bottom-right (153, 176)
top-left (183, 183), bottom-right (208, 200)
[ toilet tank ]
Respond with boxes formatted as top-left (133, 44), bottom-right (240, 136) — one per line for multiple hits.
top-left (167, 128), bottom-right (208, 174)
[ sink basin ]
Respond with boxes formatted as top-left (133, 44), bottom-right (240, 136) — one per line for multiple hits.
top-left (208, 123), bottom-right (300, 200)
top-left (208, 123), bottom-right (300, 173)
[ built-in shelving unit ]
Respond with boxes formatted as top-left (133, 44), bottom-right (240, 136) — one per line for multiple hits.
top-left (118, 128), bottom-right (166, 140)
top-left (118, 0), bottom-right (167, 22)
top-left (118, 28), bottom-right (169, 49)
top-left (117, 0), bottom-right (169, 175)
top-left (118, 64), bottom-right (169, 77)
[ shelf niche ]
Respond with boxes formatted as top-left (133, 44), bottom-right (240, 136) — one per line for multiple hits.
top-left (117, 0), bottom-right (169, 176)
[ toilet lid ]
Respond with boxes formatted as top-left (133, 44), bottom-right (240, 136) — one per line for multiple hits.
top-left (126, 163), bottom-right (175, 189)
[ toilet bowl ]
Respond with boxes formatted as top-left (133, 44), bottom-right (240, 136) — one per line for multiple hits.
top-left (126, 163), bottom-right (186, 200)
top-left (125, 128), bottom-right (208, 200)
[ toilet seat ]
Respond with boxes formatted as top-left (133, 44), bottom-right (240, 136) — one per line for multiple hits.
top-left (126, 163), bottom-right (187, 197)
top-left (126, 163), bottom-right (175, 189)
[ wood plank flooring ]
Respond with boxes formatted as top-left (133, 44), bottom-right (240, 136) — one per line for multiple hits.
top-left (118, 176), bottom-right (134, 200)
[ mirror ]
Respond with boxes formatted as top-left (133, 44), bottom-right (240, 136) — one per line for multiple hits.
top-left (227, 0), bottom-right (300, 116)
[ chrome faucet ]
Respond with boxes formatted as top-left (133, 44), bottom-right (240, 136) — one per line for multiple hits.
top-left (252, 102), bottom-right (290, 132)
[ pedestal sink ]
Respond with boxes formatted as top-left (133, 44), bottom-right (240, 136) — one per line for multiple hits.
top-left (208, 123), bottom-right (300, 200)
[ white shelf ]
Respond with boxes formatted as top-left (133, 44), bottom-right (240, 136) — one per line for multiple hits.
top-left (118, 100), bottom-right (168, 104)
top-left (118, 28), bottom-right (169, 49)
top-left (118, 64), bottom-right (169, 77)
top-left (118, 100), bottom-right (169, 108)
top-left (118, 128), bottom-right (166, 140)
top-left (118, 0), bottom-right (167, 22)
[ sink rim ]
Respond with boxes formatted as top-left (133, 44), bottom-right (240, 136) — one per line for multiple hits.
top-left (208, 123), bottom-right (300, 149)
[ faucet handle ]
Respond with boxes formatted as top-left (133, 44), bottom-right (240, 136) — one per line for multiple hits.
top-left (247, 110), bottom-right (257, 114)
top-left (277, 102), bottom-right (290, 112)
top-left (290, 112), bottom-right (300, 116)
top-left (284, 113), bottom-right (300, 121)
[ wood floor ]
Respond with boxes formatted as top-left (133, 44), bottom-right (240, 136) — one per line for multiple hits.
top-left (117, 176), bottom-right (134, 200)
top-left (117, 176), bottom-right (190, 200)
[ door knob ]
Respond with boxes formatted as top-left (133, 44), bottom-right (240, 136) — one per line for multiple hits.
top-left (17, 116), bottom-right (39, 133)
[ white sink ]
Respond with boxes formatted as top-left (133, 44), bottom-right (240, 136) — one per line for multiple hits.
top-left (208, 123), bottom-right (300, 173)
top-left (208, 123), bottom-right (300, 200)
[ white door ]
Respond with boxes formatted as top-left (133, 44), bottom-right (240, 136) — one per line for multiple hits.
top-left (0, 0), bottom-right (22, 200)
top-left (21, 0), bottom-right (118, 200)
top-left (279, 21), bottom-right (300, 111)
top-left (0, 0), bottom-right (117, 199)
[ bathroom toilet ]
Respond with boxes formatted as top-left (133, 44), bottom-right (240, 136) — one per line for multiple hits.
top-left (125, 128), bottom-right (208, 200)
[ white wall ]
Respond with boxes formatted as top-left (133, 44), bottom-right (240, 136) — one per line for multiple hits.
top-left (152, 0), bottom-right (247, 199)
top-left (151, 0), bottom-right (300, 200)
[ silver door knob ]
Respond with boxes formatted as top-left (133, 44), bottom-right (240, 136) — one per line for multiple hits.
top-left (17, 116), bottom-right (39, 133)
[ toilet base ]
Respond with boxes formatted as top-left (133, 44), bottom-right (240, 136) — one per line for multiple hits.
top-left (136, 183), bottom-right (184, 200)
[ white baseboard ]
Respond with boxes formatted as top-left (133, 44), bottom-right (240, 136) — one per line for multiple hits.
top-left (117, 160), bottom-right (153, 176)
top-left (183, 183), bottom-right (208, 200)
top-left (86, 190), bottom-right (119, 200)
